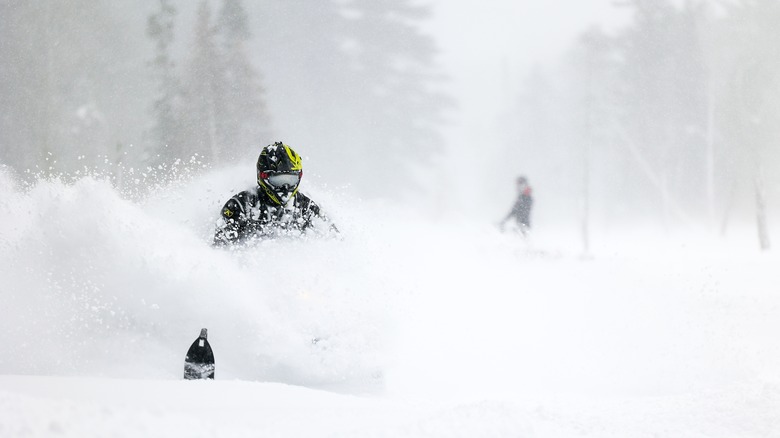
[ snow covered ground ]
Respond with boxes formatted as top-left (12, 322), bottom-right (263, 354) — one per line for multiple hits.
top-left (1, 167), bottom-right (780, 437)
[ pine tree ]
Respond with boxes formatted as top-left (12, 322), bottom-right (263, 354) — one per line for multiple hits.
top-left (147, 0), bottom-right (183, 163)
top-left (616, 0), bottom-right (708, 225)
top-left (341, 0), bottom-right (450, 198)
top-left (183, 0), bottom-right (222, 163)
top-left (0, 1), bottom-right (121, 176)
top-left (215, 0), bottom-right (271, 162)
top-left (569, 27), bottom-right (621, 256)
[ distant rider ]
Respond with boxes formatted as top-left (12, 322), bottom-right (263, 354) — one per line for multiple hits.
top-left (499, 175), bottom-right (533, 236)
top-left (213, 142), bottom-right (336, 246)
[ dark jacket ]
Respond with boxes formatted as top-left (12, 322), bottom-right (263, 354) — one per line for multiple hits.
top-left (503, 186), bottom-right (533, 228)
top-left (213, 186), bottom-right (333, 246)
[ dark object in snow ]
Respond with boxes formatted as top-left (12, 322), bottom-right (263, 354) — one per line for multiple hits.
top-left (184, 328), bottom-right (215, 380)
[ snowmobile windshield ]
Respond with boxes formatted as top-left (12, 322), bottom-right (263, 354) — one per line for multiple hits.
top-left (266, 172), bottom-right (300, 188)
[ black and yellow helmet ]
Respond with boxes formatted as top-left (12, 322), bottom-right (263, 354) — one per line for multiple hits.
top-left (256, 141), bottom-right (303, 205)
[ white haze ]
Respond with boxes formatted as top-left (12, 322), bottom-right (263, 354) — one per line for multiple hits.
top-left (3, 0), bottom-right (780, 436)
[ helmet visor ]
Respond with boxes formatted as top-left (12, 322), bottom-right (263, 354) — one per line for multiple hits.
top-left (266, 172), bottom-right (301, 189)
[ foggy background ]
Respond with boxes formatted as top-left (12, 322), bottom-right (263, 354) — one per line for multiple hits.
top-left (2, 0), bottom-right (779, 252)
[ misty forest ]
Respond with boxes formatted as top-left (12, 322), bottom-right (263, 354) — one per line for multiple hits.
top-left (3, 0), bottom-right (780, 250)
top-left (5, 1), bottom-right (780, 436)
top-left (1, 0), bottom-right (447, 199)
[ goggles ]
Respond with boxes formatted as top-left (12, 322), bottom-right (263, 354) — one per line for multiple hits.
top-left (261, 171), bottom-right (301, 188)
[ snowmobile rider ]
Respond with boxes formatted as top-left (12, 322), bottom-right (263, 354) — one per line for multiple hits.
top-left (499, 175), bottom-right (533, 235)
top-left (213, 142), bottom-right (336, 246)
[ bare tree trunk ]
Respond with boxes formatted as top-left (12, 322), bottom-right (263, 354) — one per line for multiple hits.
top-left (706, 87), bottom-right (716, 227)
top-left (755, 164), bottom-right (770, 251)
top-left (582, 137), bottom-right (591, 257)
top-left (719, 180), bottom-right (737, 237)
top-left (42, 3), bottom-right (56, 172)
top-left (208, 103), bottom-right (218, 163)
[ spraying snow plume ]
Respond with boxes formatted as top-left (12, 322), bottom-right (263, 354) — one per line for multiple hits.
top-left (0, 167), bottom-right (390, 390)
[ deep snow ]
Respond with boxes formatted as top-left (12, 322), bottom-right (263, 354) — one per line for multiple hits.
top-left (1, 167), bottom-right (780, 437)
